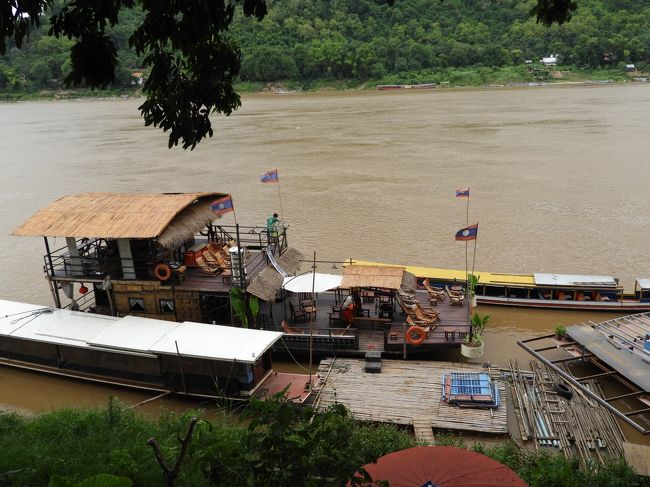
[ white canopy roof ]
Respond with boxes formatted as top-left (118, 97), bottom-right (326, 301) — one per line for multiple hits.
top-left (533, 273), bottom-right (618, 287)
top-left (282, 272), bottom-right (343, 293)
top-left (149, 321), bottom-right (282, 363)
top-left (0, 300), bottom-right (282, 363)
top-left (88, 315), bottom-right (179, 353)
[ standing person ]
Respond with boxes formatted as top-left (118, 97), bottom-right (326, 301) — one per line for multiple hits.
top-left (266, 212), bottom-right (279, 242)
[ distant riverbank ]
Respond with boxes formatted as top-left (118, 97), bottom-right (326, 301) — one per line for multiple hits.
top-left (1, 65), bottom-right (645, 102)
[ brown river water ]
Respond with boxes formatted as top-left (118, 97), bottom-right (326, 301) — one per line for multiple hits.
top-left (1, 84), bottom-right (650, 416)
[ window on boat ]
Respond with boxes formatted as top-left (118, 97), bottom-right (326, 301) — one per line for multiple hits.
top-left (484, 285), bottom-right (505, 297)
top-left (129, 297), bottom-right (145, 312)
top-left (508, 287), bottom-right (528, 299)
top-left (160, 299), bottom-right (175, 313)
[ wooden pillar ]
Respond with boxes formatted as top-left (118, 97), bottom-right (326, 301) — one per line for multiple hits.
top-left (117, 239), bottom-right (136, 279)
top-left (66, 237), bottom-right (83, 276)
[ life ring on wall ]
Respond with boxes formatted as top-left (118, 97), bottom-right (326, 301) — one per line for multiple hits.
top-left (154, 263), bottom-right (172, 281)
top-left (405, 325), bottom-right (426, 346)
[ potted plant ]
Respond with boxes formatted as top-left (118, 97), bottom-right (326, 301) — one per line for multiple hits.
top-left (554, 324), bottom-right (567, 341)
top-left (467, 273), bottom-right (479, 308)
top-left (461, 312), bottom-right (490, 358)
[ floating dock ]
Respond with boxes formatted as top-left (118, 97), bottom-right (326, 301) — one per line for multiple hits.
top-left (567, 315), bottom-right (650, 392)
top-left (314, 358), bottom-right (508, 435)
top-left (519, 313), bottom-right (650, 435)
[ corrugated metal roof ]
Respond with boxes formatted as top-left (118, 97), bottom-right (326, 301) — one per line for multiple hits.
top-left (12, 192), bottom-right (227, 238)
top-left (533, 273), bottom-right (617, 287)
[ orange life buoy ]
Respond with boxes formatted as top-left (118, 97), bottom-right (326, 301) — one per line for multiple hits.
top-left (154, 263), bottom-right (172, 281)
top-left (405, 325), bottom-right (427, 346)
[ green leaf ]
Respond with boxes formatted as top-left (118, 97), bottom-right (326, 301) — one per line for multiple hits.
top-left (75, 474), bottom-right (133, 487)
top-left (48, 475), bottom-right (72, 487)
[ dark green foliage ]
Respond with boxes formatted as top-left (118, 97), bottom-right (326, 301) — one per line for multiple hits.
top-left (199, 392), bottom-right (414, 485)
top-left (0, 398), bottom-right (208, 486)
top-left (0, 397), bottom-right (648, 486)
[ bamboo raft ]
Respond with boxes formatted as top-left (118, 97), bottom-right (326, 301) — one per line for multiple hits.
top-left (315, 358), bottom-right (508, 434)
top-left (507, 360), bottom-right (625, 465)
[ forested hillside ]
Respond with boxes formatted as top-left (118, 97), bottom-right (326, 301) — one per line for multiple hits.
top-left (1, 0), bottom-right (648, 93)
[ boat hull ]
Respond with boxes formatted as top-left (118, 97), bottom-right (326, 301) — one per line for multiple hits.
top-left (477, 296), bottom-right (650, 312)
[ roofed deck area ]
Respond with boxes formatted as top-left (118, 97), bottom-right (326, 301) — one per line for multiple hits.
top-left (263, 288), bottom-right (471, 358)
top-left (13, 192), bottom-right (295, 308)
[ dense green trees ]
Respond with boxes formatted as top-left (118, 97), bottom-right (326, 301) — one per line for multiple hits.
top-left (0, 396), bottom-right (646, 486)
top-left (231, 0), bottom-right (649, 82)
top-left (2, 0), bottom-right (648, 96)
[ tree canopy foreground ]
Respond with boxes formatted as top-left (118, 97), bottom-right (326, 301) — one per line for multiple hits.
top-left (2, 0), bottom-right (577, 149)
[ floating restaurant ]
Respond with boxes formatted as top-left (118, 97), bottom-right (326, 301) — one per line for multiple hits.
top-left (12, 192), bottom-right (472, 360)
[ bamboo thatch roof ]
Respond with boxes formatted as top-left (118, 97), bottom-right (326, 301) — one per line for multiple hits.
top-left (341, 264), bottom-right (417, 291)
top-left (12, 192), bottom-right (228, 247)
top-left (247, 248), bottom-right (305, 302)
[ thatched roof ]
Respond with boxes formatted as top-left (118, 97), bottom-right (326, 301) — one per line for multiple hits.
top-left (12, 192), bottom-right (228, 247)
top-left (341, 264), bottom-right (417, 291)
top-left (247, 248), bottom-right (304, 302)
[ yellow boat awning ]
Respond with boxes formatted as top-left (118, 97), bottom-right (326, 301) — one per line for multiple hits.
top-left (350, 260), bottom-right (536, 286)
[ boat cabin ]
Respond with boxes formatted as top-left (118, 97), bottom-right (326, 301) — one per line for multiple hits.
top-left (0, 299), bottom-right (284, 399)
top-left (12, 192), bottom-right (299, 325)
top-left (476, 273), bottom-right (623, 302)
top-left (635, 279), bottom-right (650, 303)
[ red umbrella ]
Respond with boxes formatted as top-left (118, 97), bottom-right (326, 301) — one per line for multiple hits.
top-left (350, 446), bottom-right (528, 487)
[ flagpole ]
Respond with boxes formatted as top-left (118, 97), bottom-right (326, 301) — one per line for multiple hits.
top-left (465, 191), bottom-right (470, 316)
top-left (471, 222), bottom-right (479, 276)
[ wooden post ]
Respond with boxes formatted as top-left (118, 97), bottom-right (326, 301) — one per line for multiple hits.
top-left (44, 237), bottom-right (61, 308)
top-left (175, 340), bottom-right (187, 394)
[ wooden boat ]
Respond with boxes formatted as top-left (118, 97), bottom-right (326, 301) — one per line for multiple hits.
top-left (0, 299), bottom-right (311, 402)
top-left (352, 260), bottom-right (650, 311)
top-left (11, 193), bottom-right (471, 360)
top-left (377, 83), bottom-right (438, 90)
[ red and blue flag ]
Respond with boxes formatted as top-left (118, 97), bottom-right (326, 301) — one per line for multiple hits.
top-left (211, 195), bottom-right (234, 216)
top-left (455, 223), bottom-right (478, 241)
top-left (456, 187), bottom-right (470, 198)
top-left (260, 168), bottom-right (279, 183)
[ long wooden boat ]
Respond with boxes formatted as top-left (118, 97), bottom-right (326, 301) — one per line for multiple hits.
top-left (352, 260), bottom-right (650, 311)
top-left (0, 299), bottom-right (311, 402)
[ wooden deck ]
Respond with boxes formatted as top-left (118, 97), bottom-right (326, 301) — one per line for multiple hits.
top-left (314, 358), bottom-right (508, 434)
top-left (265, 289), bottom-right (471, 358)
top-left (254, 372), bottom-right (312, 403)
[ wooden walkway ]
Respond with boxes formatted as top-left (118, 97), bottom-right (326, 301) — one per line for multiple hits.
top-left (412, 417), bottom-right (436, 444)
top-left (315, 358), bottom-right (508, 434)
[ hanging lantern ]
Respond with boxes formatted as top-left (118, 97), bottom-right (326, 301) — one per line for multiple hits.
top-left (79, 283), bottom-right (89, 295)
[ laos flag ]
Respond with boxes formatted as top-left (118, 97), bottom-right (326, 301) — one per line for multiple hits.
top-left (260, 168), bottom-right (279, 183)
top-left (211, 195), bottom-right (234, 216)
top-left (455, 223), bottom-right (478, 241)
top-left (456, 187), bottom-right (470, 198)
